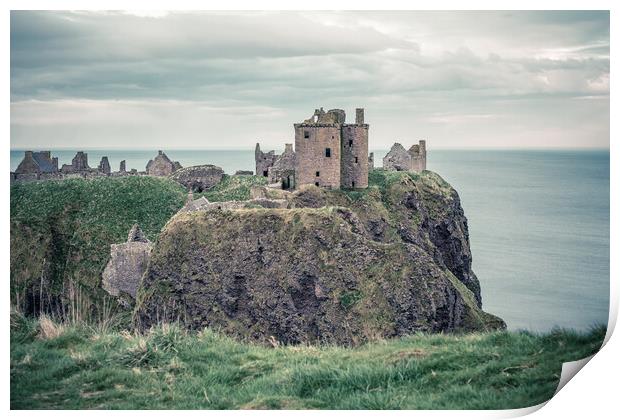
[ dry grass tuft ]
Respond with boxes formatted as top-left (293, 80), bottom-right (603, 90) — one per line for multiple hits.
top-left (37, 315), bottom-right (64, 340)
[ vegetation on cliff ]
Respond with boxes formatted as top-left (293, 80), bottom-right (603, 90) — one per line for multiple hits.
top-left (10, 176), bottom-right (186, 321)
top-left (136, 169), bottom-right (499, 343)
top-left (10, 313), bottom-right (605, 409)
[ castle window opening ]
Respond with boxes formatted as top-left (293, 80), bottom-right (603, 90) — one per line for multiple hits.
top-left (263, 170), bottom-right (268, 176)
top-left (304, 131), bottom-right (310, 139)
top-left (315, 182), bottom-right (319, 186)
top-left (325, 148), bottom-right (331, 158)
top-left (349, 139), bottom-right (353, 147)
top-left (316, 171), bottom-right (320, 177)
top-left (352, 181), bottom-right (355, 188)
top-left (355, 157), bottom-right (358, 163)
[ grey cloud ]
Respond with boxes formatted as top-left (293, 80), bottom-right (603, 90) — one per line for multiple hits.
top-left (10, 11), bottom-right (609, 150)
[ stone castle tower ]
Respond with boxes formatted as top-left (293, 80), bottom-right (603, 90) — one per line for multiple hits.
top-left (294, 107), bottom-right (369, 189)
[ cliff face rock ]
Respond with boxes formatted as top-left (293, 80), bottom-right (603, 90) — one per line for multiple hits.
top-left (134, 171), bottom-right (503, 344)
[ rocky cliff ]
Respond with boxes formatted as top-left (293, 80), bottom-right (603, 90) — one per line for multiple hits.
top-left (134, 170), bottom-right (504, 344)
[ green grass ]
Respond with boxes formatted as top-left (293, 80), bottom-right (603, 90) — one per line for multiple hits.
top-left (10, 176), bottom-right (187, 320)
top-left (10, 313), bottom-right (605, 410)
top-left (201, 174), bottom-right (267, 202)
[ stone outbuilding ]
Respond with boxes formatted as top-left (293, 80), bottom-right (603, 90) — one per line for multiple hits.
top-left (146, 150), bottom-right (182, 176)
top-left (12, 151), bottom-right (59, 181)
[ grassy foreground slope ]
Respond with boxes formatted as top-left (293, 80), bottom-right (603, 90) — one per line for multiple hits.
top-left (10, 314), bottom-right (604, 410)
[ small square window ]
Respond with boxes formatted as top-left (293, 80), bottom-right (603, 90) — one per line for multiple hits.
top-left (325, 148), bottom-right (331, 158)
top-left (304, 131), bottom-right (310, 139)
top-left (354, 157), bottom-right (358, 163)
top-left (315, 171), bottom-right (320, 177)
top-left (315, 182), bottom-right (319, 186)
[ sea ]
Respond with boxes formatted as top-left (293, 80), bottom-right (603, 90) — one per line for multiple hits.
top-left (10, 148), bottom-right (610, 333)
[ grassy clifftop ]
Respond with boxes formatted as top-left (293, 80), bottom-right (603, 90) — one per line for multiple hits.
top-left (10, 314), bottom-right (605, 409)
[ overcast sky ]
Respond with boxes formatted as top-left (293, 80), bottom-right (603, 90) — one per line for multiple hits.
top-left (10, 10), bottom-right (609, 150)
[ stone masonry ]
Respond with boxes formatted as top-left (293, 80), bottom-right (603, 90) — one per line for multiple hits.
top-left (98, 156), bottom-right (111, 175)
top-left (295, 107), bottom-right (369, 189)
top-left (102, 224), bottom-right (152, 299)
top-left (340, 108), bottom-right (369, 189)
top-left (146, 150), bottom-right (182, 176)
top-left (268, 143), bottom-right (296, 189)
top-left (255, 143), bottom-right (279, 177)
top-left (383, 140), bottom-right (427, 172)
top-left (169, 164), bottom-right (225, 192)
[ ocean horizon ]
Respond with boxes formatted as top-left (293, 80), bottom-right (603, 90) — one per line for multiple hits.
top-left (10, 148), bottom-right (610, 333)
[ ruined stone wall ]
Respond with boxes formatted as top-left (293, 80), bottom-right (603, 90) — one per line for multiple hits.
top-left (267, 143), bottom-right (296, 189)
top-left (295, 123), bottom-right (341, 189)
top-left (98, 157), bottom-right (111, 175)
top-left (408, 140), bottom-right (427, 172)
top-left (146, 151), bottom-right (178, 176)
top-left (255, 143), bottom-right (278, 177)
top-left (38, 173), bottom-right (64, 181)
top-left (102, 225), bottom-right (152, 299)
top-left (383, 143), bottom-right (412, 171)
top-left (340, 124), bottom-right (369, 188)
top-left (419, 140), bottom-right (427, 171)
top-left (180, 195), bottom-right (288, 213)
top-left (12, 173), bottom-right (38, 183)
top-left (235, 170), bottom-right (253, 176)
top-left (169, 164), bottom-right (224, 192)
top-left (72, 152), bottom-right (90, 171)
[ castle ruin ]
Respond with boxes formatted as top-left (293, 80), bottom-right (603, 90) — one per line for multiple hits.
top-left (256, 107), bottom-right (371, 190)
top-left (295, 107), bottom-right (369, 189)
top-left (383, 140), bottom-right (427, 172)
top-left (146, 150), bottom-right (182, 176)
